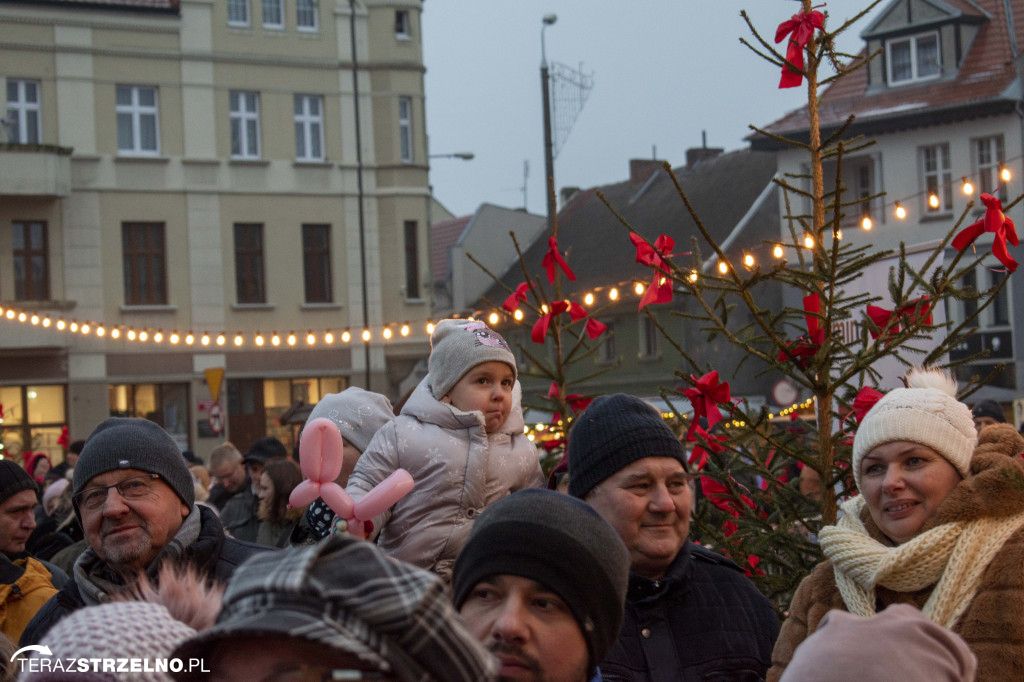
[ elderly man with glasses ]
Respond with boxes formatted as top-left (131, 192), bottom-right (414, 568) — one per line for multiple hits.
top-left (20, 417), bottom-right (270, 646)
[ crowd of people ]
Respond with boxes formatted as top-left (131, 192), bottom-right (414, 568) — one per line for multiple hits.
top-left (0, 321), bottom-right (1016, 681)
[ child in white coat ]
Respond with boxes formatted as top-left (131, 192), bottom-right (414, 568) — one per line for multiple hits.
top-left (346, 319), bottom-right (543, 582)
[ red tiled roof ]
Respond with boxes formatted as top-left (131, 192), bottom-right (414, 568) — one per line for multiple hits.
top-left (757, 0), bottom-right (1022, 139)
top-left (431, 215), bottom-right (471, 283)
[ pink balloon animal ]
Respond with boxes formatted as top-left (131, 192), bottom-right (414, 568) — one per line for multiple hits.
top-left (289, 417), bottom-right (414, 539)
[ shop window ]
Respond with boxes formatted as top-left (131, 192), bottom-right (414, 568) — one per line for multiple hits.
top-left (108, 383), bottom-right (189, 450)
top-left (0, 384), bottom-right (66, 465)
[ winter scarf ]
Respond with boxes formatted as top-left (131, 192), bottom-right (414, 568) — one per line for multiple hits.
top-left (820, 495), bottom-right (1024, 629)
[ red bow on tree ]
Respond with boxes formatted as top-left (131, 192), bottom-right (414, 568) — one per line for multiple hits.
top-left (778, 293), bottom-right (825, 365)
top-left (630, 233), bottom-right (676, 310)
top-left (852, 386), bottom-right (883, 423)
top-left (951, 193), bottom-right (1019, 272)
top-left (546, 382), bottom-right (593, 415)
top-left (57, 425), bottom-right (70, 449)
top-left (700, 476), bottom-right (759, 537)
top-left (503, 282), bottom-right (530, 313)
top-left (687, 424), bottom-right (726, 471)
top-left (542, 237), bottom-right (576, 284)
top-left (531, 301), bottom-right (607, 343)
top-left (865, 297), bottom-right (932, 340)
top-left (775, 7), bottom-right (825, 88)
top-left (684, 371), bottom-right (732, 435)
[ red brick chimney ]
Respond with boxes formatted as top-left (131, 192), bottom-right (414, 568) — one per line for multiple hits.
top-left (630, 159), bottom-right (662, 185)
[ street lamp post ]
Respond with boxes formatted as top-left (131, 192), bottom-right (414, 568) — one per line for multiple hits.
top-left (541, 13), bottom-right (557, 232)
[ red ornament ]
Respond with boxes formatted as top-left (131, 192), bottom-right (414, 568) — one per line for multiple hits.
top-left (866, 297), bottom-right (932, 340)
top-left (630, 233), bottom-right (676, 310)
top-left (852, 386), bottom-right (884, 424)
top-left (545, 382), bottom-right (593, 415)
top-left (542, 237), bottom-right (576, 284)
top-left (775, 8), bottom-right (825, 89)
top-left (684, 371), bottom-right (733, 437)
top-left (778, 293), bottom-right (825, 365)
top-left (57, 425), bottom-right (70, 449)
top-left (584, 318), bottom-right (607, 340)
top-left (531, 301), bottom-right (569, 343)
top-left (503, 282), bottom-right (530, 313)
top-left (951, 193), bottom-right (1019, 272)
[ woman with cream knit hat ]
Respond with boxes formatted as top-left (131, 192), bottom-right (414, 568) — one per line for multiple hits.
top-left (768, 367), bottom-right (1024, 682)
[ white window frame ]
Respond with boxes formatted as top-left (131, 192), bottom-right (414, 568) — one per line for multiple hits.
top-left (116, 85), bottom-right (160, 156)
top-left (398, 96), bottom-right (413, 163)
top-left (598, 322), bottom-right (616, 364)
top-left (395, 10), bottom-right (411, 40)
top-left (638, 316), bottom-right (660, 360)
top-left (974, 135), bottom-right (1006, 201)
top-left (228, 0), bottom-right (250, 26)
top-left (262, 0), bottom-right (283, 29)
top-left (294, 94), bottom-right (325, 162)
top-left (297, 0), bottom-right (318, 32)
top-left (886, 31), bottom-right (940, 85)
top-left (5, 79), bottom-right (41, 144)
top-left (230, 91), bottom-right (261, 160)
top-left (920, 143), bottom-right (952, 214)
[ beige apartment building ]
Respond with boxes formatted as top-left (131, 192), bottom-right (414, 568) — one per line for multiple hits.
top-left (0, 0), bottom-right (432, 462)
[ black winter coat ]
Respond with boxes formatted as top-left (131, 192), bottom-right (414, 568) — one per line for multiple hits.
top-left (600, 541), bottom-right (780, 682)
top-left (20, 505), bottom-right (271, 646)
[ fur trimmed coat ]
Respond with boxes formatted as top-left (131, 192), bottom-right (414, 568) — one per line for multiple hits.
top-left (768, 424), bottom-right (1024, 682)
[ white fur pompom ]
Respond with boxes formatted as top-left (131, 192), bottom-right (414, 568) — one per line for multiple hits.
top-left (905, 366), bottom-right (958, 397)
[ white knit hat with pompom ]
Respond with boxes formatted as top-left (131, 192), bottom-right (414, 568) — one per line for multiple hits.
top-left (852, 367), bottom-right (977, 490)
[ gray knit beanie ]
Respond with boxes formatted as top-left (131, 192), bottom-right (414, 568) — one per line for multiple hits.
top-left (452, 488), bottom-right (630, 679)
top-left (74, 418), bottom-right (195, 509)
top-left (568, 394), bottom-right (687, 499)
top-left (853, 368), bottom-right (976, 491)
top-left (428, 319), bottom-right (516, 399)
top-left (305, 387), bottom-right (395, 453)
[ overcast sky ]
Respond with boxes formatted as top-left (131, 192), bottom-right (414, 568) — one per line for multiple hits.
top-left (422, 1), bottom-right (887, 218)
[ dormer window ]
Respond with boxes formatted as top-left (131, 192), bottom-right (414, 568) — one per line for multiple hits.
top-left (887, 32), bottom-right (940, 85)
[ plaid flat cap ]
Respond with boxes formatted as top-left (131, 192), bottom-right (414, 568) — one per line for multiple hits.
top-left (171, 536), bottom-right (497, 682)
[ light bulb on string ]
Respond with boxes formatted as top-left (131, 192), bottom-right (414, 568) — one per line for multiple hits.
top-left (488, 312), bottom-right (499, 325)
top-left (138, 330), bottom-right (148, 342)
top-left (342, 330), bottom-right (352, 343)
top-left (42, 317), bottom-right (51, 328)
top-left (861, 216), bottom-right (872, 231)
top-left (17, 313), bottom-right (26, 323)
top-left (513, 309), bottom-right (523, 321)
top-left (324, 332), bottom-right (334, 344)
top-left (1001, 166), bottom-right (1012, 182)
top-left (287, 333), bottom-right (297, 346)
top-left (361, 329), bottom-right (371, 342)
top-left (69, 322), bottom-right (78, 332)
top-left (186, 333), bottom-right (195, 345)
top-left (29, 315), bottom-right (38, 325)
top-left (307, 332), bottom-right (316, 345)
top-left (271, 334), bottom-right (280, 347)
top-left (81, 323), bottom-right (91, 335)
top-left (383, 327), bottom-right (393, 340)
top-left (895, 202), bottom-right (906, 219)
top-left (153, 331), bottom-right (163, 343)
top-left (773, 245), bottom-right (784, 258)
top-left (400, 324), bottom-right (410, 337)
top-left (804, 234), bottom-right (815, 248)
top-left (426, 323), bottom-right (435, 335)
top-left (255, 334), bottom-right (264, 346)
top-left (169, 332), bottom-right (179, 344)
top-left (97, 326), bottom-right (106, 337)
top-left (743, 254), bottom-right (755, 267)
top-left (962, 177), bottom-right (974, 195)
top-left (609, 288), bottom-right (619, 301)
top-left (717, 261), bottom-right (728, 274)
top-left (201, 334), bottom-right (210, 346)
top-left (688, 270), bottom-right (698, 282)
top-left (234, 335), bottom-right (244, 346)
top-left (634, 282), bottom-right (645, 295)
top-left (584, 293), bottom-right (594, 305)
top-left (126, 329), bottom-right (135, 341)
top-left (215, 334), bottom-right (225, 346)
top-left (928, 194), bottom-right (940, 209)
top-left (112, 328), bottom-right (121, 339)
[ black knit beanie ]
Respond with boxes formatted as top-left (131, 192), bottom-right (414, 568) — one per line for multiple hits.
top-left (971, 399), bottom-right (1006, 424)
top-left (452, 489), bottom-right (630, 678)
top-left (0, 460), bottom-right (38, 505)
top-left (568, 393), bottom-right (687, 499)
top-left (74, 418), bottom-right (195, 510)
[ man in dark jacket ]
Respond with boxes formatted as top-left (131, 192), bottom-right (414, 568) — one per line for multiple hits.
top-left (207, 441), bottom-right (259, 541)
top-left (569, 394), bottom-right (780, 682)
top-left (20, 418), bottom-right (270, 645)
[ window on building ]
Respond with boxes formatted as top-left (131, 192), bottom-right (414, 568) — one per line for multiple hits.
top-left (887, 32), bottom-right (940, 85)
top-left (990, 268), bottom-right (1010, 326)
top-left (599, 322), bottom-right (616, 364)
top-left (398, 96), bottom-right (413, 163)
top-left (302, 224), bottom-right (332, 303)
top-left (228, 0), bottom-right (250, 26)
top-left (262, 0), bottom-right (283, 28)
top-left (109, 383), bottom-right (189, 448)
top-left (234, 223), bottom-right (266, 304)
top-left (921, 143), bottom-right (952, 213)
top-left (122, 222), bottom-right (167, 305)
top-left (230, 91), bottom-right (260, 159)
top-left (116, 85), bottom-right (159, 155)
top-left (294, 94), bottom-right (324, 161)
top-left (5, 80), bottom-right (40, 144)
top-left (974, 136), bottom-right (1006, 201)
top-left (395, 10), bottom-right (411, 39)
top-left (962, 268), bottom-right (978, 321)
top-left (297, 0), bottom-right (318, 31)
top-left (639, 316), bottom-right (660, 359)
top-left (404, 220), bottom-right (420, 299)
top-left (0, 384), bottom-right (66, 464)
top-left (12, 221), bottom-right (49, 301)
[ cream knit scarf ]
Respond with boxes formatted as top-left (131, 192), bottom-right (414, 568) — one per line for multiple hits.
top-left (819, 496), bottom-right (1024, 629)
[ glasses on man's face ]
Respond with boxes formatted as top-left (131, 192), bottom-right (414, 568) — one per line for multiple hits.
top-left (73, 473), bottom-right (161, 512)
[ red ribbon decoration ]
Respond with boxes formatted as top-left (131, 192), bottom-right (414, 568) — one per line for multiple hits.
top-left (631, 233), bottom-right (676, 310)
top-left (951, 193), bottom-right (1019, 272)
top-left (532, 301), bottom-right (607, 343)
top-left (503, 282), bottom-right (530, 313)
top-left (687, 424), bottom-right (726, 471)
top-left (684, 371), bottom-right (731, 435)
top-left (866, 297), bottom-right (932, 340)
top-left (778, 293), bottom-right (825, 365)
top-left (775, 8), bottom-right (825, 89)
top-left (542, 237), bottom-right (576, 284)
top-left (852, 386), bottom-right (883, 423)
top-left (57, 425), bottom-right (70, 449)
top-left (546, 382), bottom-right (593, 414)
